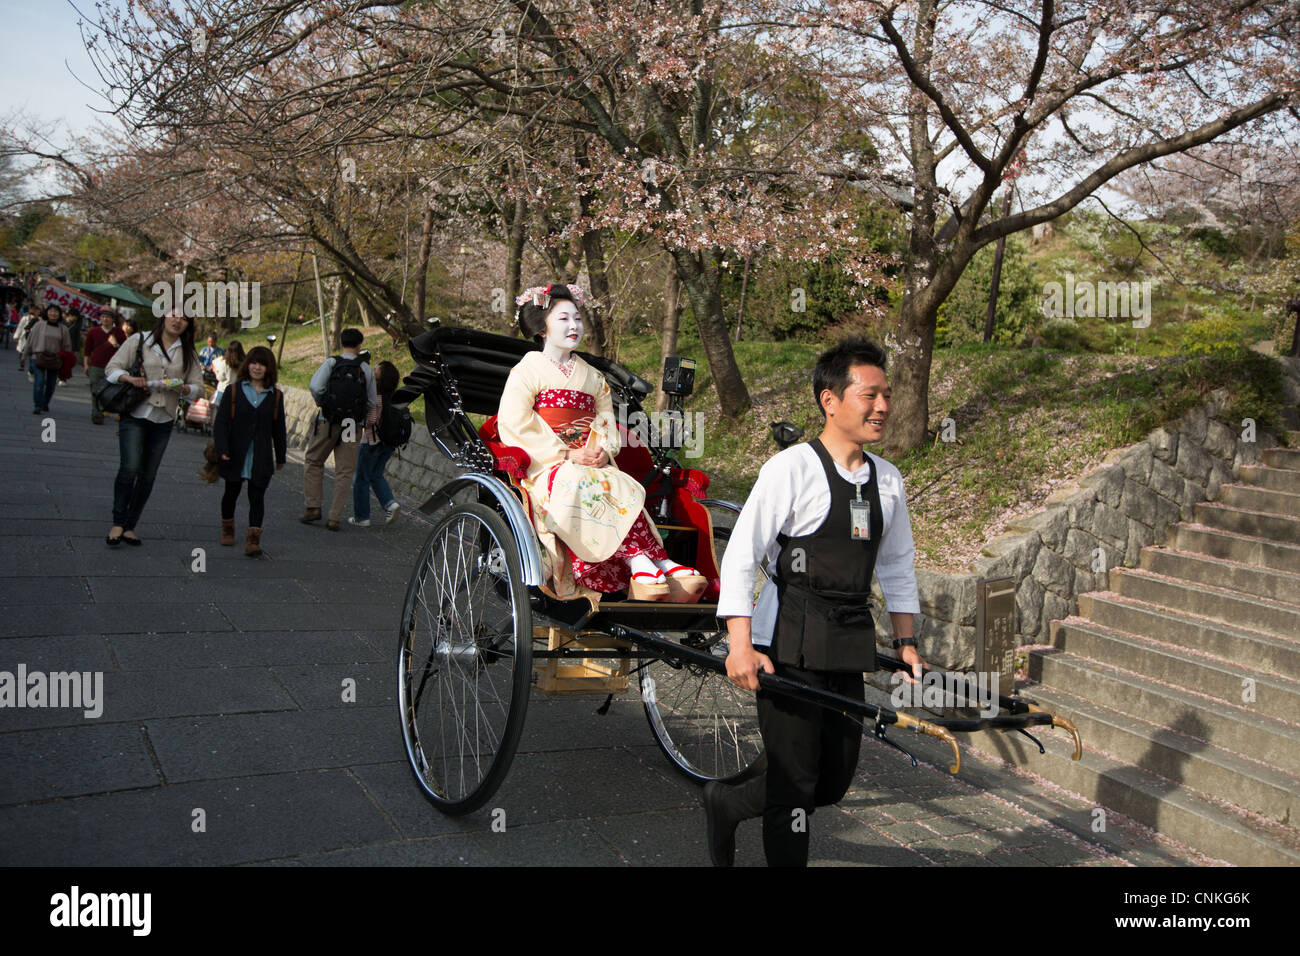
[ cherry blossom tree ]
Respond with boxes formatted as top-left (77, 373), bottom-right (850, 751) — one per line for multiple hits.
top-left (805, 0), bottom-right (1300, 454)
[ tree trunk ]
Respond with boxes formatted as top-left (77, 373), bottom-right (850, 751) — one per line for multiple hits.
top-left (655, 260), bottom-right (683, 413)
top-left (328, 278), bottom-right (347, 354)
top-left (885, 0), bottom-right (940, 457)
top-left (412, 203), bottom-right (435, 328)
top-left (276, 249), bottom-right (306, 366)
top-left (670, 246), bottom-right (750, 419)
top-left (579, 226), bottom-right (611, 357)
top-left (505, 192), bottom-right (527, 331)
top-left (735, 254), bottom-right (752, 342)
top-left (983, 185), bottom-right (1015, 342)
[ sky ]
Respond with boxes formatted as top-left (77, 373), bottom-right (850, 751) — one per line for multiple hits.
top-left (0, 0), bottom-right (119, 141)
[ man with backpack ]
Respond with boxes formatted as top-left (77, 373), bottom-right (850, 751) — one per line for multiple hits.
top-left (301, 328), bottom-right (377, 531)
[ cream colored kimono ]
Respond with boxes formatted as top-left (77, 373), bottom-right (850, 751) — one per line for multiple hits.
top-left (497, 351), bottom-right (662, 599)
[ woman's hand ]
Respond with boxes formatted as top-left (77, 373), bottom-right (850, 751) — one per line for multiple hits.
top-left (220, 454), bottom-right (230, 461)
top-left (125, 375), bottom-right (149, 390)
top-left (566, 446), bottom-right (608, 467)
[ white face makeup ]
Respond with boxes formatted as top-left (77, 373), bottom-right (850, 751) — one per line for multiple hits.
top-left (542, 300), bottom-right (583, 354)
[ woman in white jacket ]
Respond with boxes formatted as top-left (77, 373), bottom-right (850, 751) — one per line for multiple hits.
top-left (103, 309), bottom-right (204, 545)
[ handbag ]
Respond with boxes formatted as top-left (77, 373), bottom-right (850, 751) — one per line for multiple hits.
top-left (92, 333), bottom-right (149, 415)
top-left (34, 351), bottom-right (61, 370)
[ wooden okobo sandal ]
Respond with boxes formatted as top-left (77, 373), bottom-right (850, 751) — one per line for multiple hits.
top-left (628, 569), bottom-right (670, 601)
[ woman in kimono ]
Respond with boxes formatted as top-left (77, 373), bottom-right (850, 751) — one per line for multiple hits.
top-left (498, 283), bottom-right (706, 603)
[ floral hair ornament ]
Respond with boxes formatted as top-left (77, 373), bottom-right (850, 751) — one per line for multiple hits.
top-left (515, 283), bottom-right (587, 310)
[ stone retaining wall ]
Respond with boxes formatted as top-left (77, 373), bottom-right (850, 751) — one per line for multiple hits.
top-left (873, 357), bottom-right (1300, 670)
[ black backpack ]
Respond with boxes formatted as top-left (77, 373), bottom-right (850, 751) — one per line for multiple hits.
top-left (320, 355), bottom-right (368, 425)
top-left (377, 400), bottom-right (413, 448)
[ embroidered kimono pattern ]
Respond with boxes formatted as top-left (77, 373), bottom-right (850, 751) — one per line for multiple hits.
top-left (498, 352), bottom-right (667, 598)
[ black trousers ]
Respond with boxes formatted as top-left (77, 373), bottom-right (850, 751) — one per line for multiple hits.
top-left (221, 478), bottom-right (268, 527)
top-left (722, 661), bottom-right (864, 867)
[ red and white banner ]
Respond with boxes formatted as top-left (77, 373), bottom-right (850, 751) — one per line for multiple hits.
top-left (40, 279), bottom-right (105, 318)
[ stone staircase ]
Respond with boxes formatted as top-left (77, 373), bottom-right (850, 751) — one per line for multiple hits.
top-left (1015, 412), bottom-right (1300, 866)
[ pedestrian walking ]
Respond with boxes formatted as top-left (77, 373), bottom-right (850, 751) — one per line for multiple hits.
top-left (83, 307), bottom-right (126, 424)
top-left (199, 334), bottom-right (224, 371)
top-left (0, 303), bottom-right (17, 350)
top-left (19, 305), bottom-right (72, 414)
top-left (103, 309), bottom-right (205, 546)
top-left (66, 308), bottom-right (86, 355)
top-left (212, 339), bottom-right (244, 406)
top-left (213, 346), bottom-right (286, 557)
top-left (349, 360), bottom-right (405, 526)
top-left (301, 328), bottom-right (376, 531)
top-left (15, 307), bottom-right (36, 358)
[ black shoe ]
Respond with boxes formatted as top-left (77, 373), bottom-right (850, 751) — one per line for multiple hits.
top-left (106, 533), bottom-right (122, 547)
top-left (703, 781), bottom-right (738, 867)
top-left (122, 532), bottom-right (142, 546)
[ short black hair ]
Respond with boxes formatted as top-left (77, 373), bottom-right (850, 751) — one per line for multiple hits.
top-left (812, 337), bottom-right (888, 417)
top-left (340, 328), bottom-right (363, 348)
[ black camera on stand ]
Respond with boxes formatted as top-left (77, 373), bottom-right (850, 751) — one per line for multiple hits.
top-left (647, 356), bottom-right (697, 521)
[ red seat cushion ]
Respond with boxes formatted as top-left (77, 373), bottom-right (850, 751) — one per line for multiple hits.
top-left (478, 415), bottom-right (531, 483)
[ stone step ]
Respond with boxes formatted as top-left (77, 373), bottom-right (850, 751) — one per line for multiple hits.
top-left (1194, 501), bottom-right (1300, 542)
top-left (1240, 464), bottom-right (1300, 494)
top-left (1055, 612), bottom-right (1300, 722)
top-left (1220, 482), bottom-right (1300, 517)
top-left (1173, 523), bottom-right (1300, 575)
top-left (1019, 683), bottom-right (1299, 827)
top-left (988, 703), bottom-right (1300, 867)
top-left (1110, 567), bottom-right (1300, 644)
top-left (1030, 643), bottom-right (1300, 777)
top-left (1140, 547), bottom-right (1300, 605)
top-left (1263, 447), bottom-right (1300, 470)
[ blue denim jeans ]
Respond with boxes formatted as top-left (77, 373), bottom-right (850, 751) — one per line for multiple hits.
top-left (32, 366), bottom-right (58, 411)
top-left (352, 442), bottom-right (396, 521)
top-left (113, 417), bottom-right (173, 530)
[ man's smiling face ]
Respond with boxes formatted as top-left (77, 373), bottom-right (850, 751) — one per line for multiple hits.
top-left (822, 363), bottom-right (890, 445)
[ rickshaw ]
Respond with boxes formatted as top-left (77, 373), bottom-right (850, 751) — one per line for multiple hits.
top-left (394, 325), bottom-right (1082, 814)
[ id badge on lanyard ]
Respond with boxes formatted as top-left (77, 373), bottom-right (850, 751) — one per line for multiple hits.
top-left (849, 482), bottom-right (871, 540)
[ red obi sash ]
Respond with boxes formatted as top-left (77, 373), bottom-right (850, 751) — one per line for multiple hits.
top-left (534, 389), bottom-right (596, 448)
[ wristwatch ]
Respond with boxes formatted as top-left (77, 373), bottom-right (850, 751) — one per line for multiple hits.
top-left (892, 637), bottom-right (917, 650)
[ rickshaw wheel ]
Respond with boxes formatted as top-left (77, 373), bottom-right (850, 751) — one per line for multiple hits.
top-left (640, 527), bottom-right (764, 784)
top-left (640, 633), bottom-right (764, 784)
top-left (399, 501), bottom-right (532, 814)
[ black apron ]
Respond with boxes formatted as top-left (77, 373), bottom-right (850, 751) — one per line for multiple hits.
top-left (771, 439), bottom-right (884, 672)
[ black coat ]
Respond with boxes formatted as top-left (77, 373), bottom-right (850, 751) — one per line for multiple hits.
top-left (213, 384), bottom-right (287, 484)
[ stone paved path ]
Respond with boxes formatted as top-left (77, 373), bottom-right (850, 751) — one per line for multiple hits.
top-left (0, 361), bottom-right (1217, 866)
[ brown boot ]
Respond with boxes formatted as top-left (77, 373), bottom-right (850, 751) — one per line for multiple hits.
top-left (220, 518), bottom-right (235, 546)
top-left (245, 527), bottom-right (263, 557)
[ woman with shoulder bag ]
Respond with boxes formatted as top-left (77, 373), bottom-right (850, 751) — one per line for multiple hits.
top-left (213, 346), bottom-right (287, 556)
top-left (103, 309), bottom-right (205, 546)
top-left (19, 305), bottom-right (72, 414)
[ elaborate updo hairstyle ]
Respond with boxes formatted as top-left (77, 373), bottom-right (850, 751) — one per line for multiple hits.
top-left (515, 283), bottom-right (586, 343)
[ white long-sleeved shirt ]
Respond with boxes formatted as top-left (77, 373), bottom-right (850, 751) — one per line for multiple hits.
top-left (716, 441), bottom-right (921, 646)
